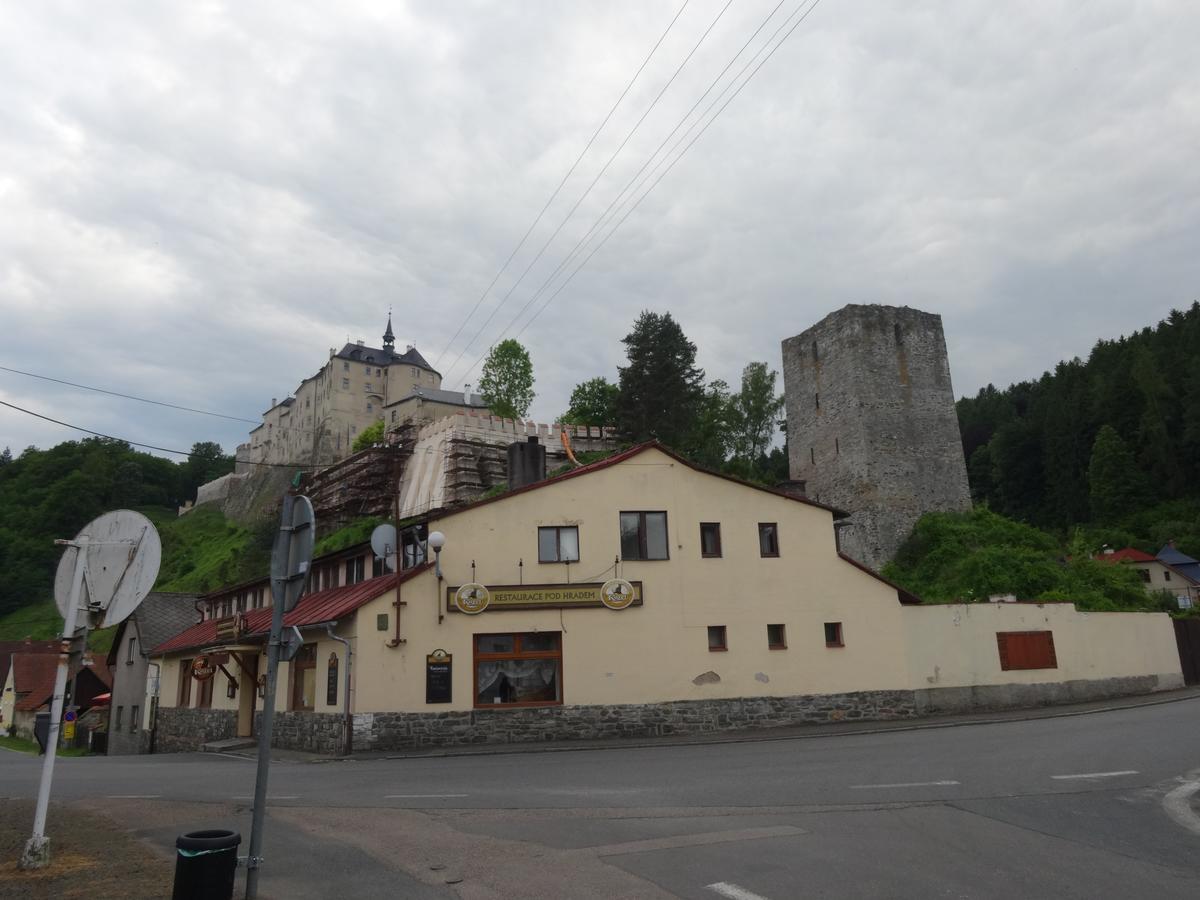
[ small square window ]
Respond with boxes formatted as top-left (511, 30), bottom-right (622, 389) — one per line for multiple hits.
top-left (700, 523), bottom-right (722, 558)
top-left (538, 526), bottom-right (580, 563)
top-left (1164, 570), bottom-right (1172, 582)
top-left (376, 614), bottom-right (388, 631)
top-left (768, 624), bottom-right (787, 649)
top-left (824, 622), bottom-right (843, 647)
top-left (342, 378), bottom-right (350, 389)
top-left (343, 361), bottom-right (349, 371)
top-left (707, 625), bottom-right (727, 651)
top-left (620, 511), bottom-right (669, 561)
top-left (758, 523), bottom-right (779, 557)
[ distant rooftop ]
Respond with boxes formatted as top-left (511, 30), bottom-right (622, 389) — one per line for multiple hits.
top-left (337, 342), bottom-right (438, 375)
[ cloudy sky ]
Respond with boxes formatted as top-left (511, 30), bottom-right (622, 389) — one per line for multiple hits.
top-left (2, 0), bottom-right (1197, 459)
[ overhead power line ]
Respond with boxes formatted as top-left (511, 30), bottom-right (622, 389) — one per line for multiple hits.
top-left (440, 0), bottom-right (737, 387)
top-left (0, 364), bottom-right (261, 424)
top-left (0, 399), bottom-right (310, 469)
top-left (432, 0), bottom-right (693, 370)
top-left (453, 0), bottom-right (825, 385)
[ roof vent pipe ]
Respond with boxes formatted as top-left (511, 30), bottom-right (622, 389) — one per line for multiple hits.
top-left (464, 383), bottom-right (471, 404)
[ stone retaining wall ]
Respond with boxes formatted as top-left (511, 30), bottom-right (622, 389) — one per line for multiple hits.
top-left (154, 708), bottom-right (236, 752)
top-left (151, 674), bottom-right (1177, 755)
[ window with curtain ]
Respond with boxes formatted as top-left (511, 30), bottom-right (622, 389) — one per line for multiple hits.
top-left (538, 526), bottom-right (579, 563)
top-left (474, 633), bottom-right (562, 708)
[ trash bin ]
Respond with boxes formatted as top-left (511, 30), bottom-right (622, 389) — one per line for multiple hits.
top-left (172, 829), bottom-right (241, 900)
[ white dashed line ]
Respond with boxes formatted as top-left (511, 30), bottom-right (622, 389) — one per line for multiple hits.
top-left (1050, 770), bottom-right (1139, 780)
top-left (384, 794), bottom-right (469, 799)
top-left (106, 794), bottom-right (161, 799)
top-left (849, 780), bottom-right (960, 789)
top-left (706, 882), bottom-right (773, 900)
top-left (232, 795), bottom-right (299, 800)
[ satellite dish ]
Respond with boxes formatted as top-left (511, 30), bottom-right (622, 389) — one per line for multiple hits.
top-left (54, 510), bottom-right (161, 629)
top-left (370, 523), bottom-right (397, 570)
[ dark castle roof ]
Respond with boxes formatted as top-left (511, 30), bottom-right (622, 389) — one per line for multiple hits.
top-left (336, 342), bottom-right (438, 375)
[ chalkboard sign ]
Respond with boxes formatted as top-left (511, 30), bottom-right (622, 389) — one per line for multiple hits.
top-left (327, 653), bottom-right (339, 706)
top-left (426, 650), bottom-right (452, 704)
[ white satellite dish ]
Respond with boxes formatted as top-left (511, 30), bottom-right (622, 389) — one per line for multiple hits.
top-left (370, 523), bottom-right (397, 570)
top-left (54, 509), bottom-right (162, 629)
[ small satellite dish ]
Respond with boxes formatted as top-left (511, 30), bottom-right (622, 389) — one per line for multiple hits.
top-left (54, 510), bottom-right (162, 629)
top-left (370, 523), bottom-right (397, 570)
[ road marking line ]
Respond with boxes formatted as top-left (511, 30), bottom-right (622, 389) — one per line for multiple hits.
top-left (232, 795), bottom-right (299, 800)
top-left (106, 794), bottom-right (162, 799)
top-left (592, 825), bottom-right (805, 858)
top-left (849, 780), bottom-right (960, 789)
top-left (384, 794), bottom-right (469, 799)
top-left (1050, 770), bottom-right (1139, 780)
top-left (707, 882), bottom-right (773, 900)
top-left (1162, 780), bottom-right (1200, 837)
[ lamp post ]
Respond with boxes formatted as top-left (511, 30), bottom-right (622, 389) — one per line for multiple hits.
top-left (429, 531), bottom-right (445, 624)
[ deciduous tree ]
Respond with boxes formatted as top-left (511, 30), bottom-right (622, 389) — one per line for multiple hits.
top-left (479, 339), bottom-right (535, 419)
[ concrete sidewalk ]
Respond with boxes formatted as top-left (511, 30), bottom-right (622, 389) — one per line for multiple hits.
top-left (218, 685), bottom-right (1200, 764)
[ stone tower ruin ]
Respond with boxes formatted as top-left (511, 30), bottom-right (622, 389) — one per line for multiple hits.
top-left (781, 304), bottom-right (971, 570)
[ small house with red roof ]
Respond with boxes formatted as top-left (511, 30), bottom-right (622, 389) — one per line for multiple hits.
top-left (1, 649), bottom-right (111, 740)
top-left (148, 442), bottom-right (1183, 754)
top-left (1094, 546), bottom-right (1200, 609)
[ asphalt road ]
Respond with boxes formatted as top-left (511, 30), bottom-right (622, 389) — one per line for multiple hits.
top-left (3, 698), bottom-right (1199, 899)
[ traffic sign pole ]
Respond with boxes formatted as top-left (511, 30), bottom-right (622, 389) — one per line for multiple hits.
top-left (245, 493), bottom-right (313, 900)
top-left (21, 537), bottom-right (87, 869)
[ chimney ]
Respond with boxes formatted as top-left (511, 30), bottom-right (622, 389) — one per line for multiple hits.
top-left (271, 397), bottom-right (277, 408)
top-left (464, 383), bottom-right (472, 404)
top-left (356, 339), bottom-right (364, 346)
top-left (406, 343), bottom-right (415, 353)
top-left (507, 435), bottom-right (547, 490)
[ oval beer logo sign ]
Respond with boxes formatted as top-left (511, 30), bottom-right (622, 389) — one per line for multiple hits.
top-left (601, 578), bottom-right (636, 610)
top-left (191, 655), bottom-right (216, 681)
top-left (454, 583), bottom-right (490, 615)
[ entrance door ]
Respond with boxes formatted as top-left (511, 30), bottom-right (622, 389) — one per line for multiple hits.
top-left (237, 652), bottom-right (259, 737)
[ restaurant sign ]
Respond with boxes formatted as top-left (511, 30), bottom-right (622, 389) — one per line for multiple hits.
top-left (191, 655), bottom-right (216, 681)
top-left (445, 581), bottom-right (643, 613)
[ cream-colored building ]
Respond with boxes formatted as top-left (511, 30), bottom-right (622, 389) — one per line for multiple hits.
top-left (235, 316), bottom-right (487, 470)
top-left (150, 443), bottom-right (1183, 754)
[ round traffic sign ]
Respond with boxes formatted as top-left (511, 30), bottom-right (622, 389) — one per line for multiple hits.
top-left (64, 710), bottom-right (77, 723)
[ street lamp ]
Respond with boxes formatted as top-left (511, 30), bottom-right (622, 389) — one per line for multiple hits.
top-left (428, 531), bottom-right (446, 578)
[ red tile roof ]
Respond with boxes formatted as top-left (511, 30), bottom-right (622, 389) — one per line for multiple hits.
top-left (151, 565), bottom-right (431, 655)
top-left (1095, 547), bottom-right (1157, 563)
top-left (13, 653), bottom-right (61, 712)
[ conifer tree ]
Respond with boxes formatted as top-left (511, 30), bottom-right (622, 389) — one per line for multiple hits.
top-left (1088, 424), bottom-right (1151, 522)
top-left (615, 311), bottom-right (705, 449)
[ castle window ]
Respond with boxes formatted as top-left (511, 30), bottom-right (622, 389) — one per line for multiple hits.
top-left (835, 438), bottom-right (840, 454)
top-left (376, 368), bottom-right (382, 376)
top-left (391, 411), bottom-right (397, 423)
top-left (365, 382), bottom-right (373, 391)
top-left (815, 393), bottom-right (820, 409)
top-left (367, 402), bottom-right (373, 412)
top-left (894, 323), bottom-right (903, 344)
top-left (810, 447), bottom-right (815, 465)
top-left (343, 361), bottom-right (349, 371)
top-left (811, 341), bottom-right (818, 364)
top-left (411, 367), bottom-right (418, 378)
top-left (342, 378), bottom-right (349, 390)
top-left (365, 366), bottom-right (371, 374)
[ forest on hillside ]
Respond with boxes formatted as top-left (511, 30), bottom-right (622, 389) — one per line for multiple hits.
top-left (955, 301), bottom-right (1200, 554)
top-left (0, 438), bottom-right (234, 619)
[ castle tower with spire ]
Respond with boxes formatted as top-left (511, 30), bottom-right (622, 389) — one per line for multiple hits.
top-left (234, 312), bottom-right (485, 469)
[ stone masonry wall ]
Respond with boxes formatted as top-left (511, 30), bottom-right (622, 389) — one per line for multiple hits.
top-left (154, 708), bottom-right (236, 752)
top-left (354, 690), bottom-right (917, 753)
top-left (782, 304), bottom-right (971, 570)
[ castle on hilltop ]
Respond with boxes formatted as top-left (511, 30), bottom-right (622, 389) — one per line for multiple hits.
top-left (236, 314), bottom-right (488, 469)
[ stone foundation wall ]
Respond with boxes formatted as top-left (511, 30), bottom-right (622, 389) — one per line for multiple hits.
top-left (150, 674), bottom-right (1178, 755)
top-left (154, 708), bottom-right (236, 752)
top-left (354, 690), bottom-right (916, 753)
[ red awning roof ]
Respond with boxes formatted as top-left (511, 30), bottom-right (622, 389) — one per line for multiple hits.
top-left (151, 565), bottom-right (431, 655)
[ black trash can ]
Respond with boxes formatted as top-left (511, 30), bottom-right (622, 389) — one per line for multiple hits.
top-left (172, 829), bottom-right (241, 900)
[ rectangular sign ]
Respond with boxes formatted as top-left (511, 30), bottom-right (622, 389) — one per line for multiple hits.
top-left (426, 653), bottom-right (452, 704)
top-left (445, 581), bottom-right (643, 612)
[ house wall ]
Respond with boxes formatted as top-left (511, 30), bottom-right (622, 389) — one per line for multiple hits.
top-left (107, 623), bottom-right (150, 755)
top-left (1, 664), bottom-right (15, 734)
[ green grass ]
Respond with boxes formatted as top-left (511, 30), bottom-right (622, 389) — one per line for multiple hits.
top-left (153, 504), bottom-right (273, 593)
top-left (0, 734), bottom-right (38, 754)
top-left (0, 601), bottom-right (63, 641)
top-left (312, 516), bottom-right (387, 558)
